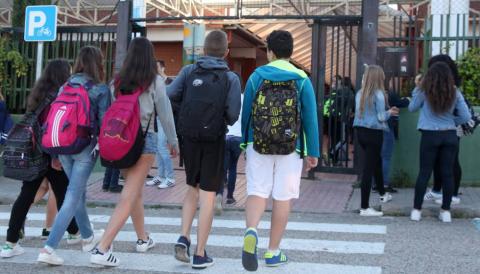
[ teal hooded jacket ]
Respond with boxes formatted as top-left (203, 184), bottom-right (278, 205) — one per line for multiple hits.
top-left (241, 60), bottom-right (320, 157)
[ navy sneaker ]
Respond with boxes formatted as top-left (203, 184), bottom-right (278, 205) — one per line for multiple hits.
top-left (265, 250), bottom-right (288, 267)
top-left (174, 236), bottom-right (190, 263)
top-left (242, 228), bottom-right (258, 271)
top-left (192, 250), bottom-right (214, 269)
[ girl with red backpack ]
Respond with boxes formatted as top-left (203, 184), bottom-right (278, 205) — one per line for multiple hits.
top-left (90, 37), bottom-right (178, 266)
top-left (37, 47), bottom-right (110, 265)
top-left (0, 60), bottom-right (81, 259)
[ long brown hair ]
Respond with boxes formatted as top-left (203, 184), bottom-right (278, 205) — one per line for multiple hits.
top-left (116, 37), bottom-right (157, 94)
top-left (27, 59), bottom-right (71, 112)
top-left (359, 65), bottom-right (386, 117)
top-left (72, 46), bottom-right (104, 84)
top-left (421, 62), bottom-right (456, 114)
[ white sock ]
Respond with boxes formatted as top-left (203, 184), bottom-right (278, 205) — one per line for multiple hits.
top-left (268, 249), bottom-right (281, 256)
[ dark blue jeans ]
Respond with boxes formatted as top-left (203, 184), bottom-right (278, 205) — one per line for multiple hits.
top-left (217, 136), bottom-right (242, 199)
top-left (102, 167), bottom-right (120, 189)
top-left (381, 128), bottom-right (395, 187)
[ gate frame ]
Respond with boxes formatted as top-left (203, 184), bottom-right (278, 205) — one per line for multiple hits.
top-left (115, 0), bottom-right (380, 177)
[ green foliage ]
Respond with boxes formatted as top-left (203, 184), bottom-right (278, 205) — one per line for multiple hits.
top-left (457, 47), bottom-right (480, 106)
top-left (12, 0), bottom-right (52, 27)
top-left (0, 37), bottom-right (28, 91)
top-left (390, 169), bottom-right (413, 188)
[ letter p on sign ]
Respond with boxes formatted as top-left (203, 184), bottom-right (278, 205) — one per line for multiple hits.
top-left (28, 11), bottom-right (46, 36)
top-left (24, 5), bottom-right (57, 42)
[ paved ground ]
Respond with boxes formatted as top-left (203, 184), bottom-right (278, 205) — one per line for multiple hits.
top-left (347, 187), bottom-right (480, 218)
top-left (0, 206), bottom-right (479, 274)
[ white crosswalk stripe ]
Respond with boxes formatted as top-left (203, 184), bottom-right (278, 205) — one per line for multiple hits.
top-left (0, 211), bottom-right (386, 273)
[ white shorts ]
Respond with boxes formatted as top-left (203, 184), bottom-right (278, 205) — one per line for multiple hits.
top-left (245, 145), bottom-right (303, 201)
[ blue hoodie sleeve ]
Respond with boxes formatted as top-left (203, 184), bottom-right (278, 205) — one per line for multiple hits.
top-left (300, 78), bottom-right (320, 157)
top-left (167, 65), bottom-right (192, 103)
top-left (241, 73), bottom-right (257, 147)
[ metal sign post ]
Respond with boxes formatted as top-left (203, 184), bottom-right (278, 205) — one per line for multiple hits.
top-left (24, 5), bottom-right (58, 79)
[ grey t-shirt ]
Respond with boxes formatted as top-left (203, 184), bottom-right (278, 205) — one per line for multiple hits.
top-left (111, 75), bottom-right (178, 148)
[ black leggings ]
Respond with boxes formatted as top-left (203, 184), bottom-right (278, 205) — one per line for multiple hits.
top-left (413, 130), bottom-right (458, 211)
top-left (6, 167), bottom-right (79, 243)
top-left (356, 127), bottom-right (386, 209)
top-left (432, 142), bottom-right (461, 196)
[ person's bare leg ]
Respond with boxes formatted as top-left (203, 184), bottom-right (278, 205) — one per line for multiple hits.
top-left (268, 199), bottom-right (290, 250)
top-left (33, 179), bottom-right (49, 204)
top-left (45, 187), bottom-right (58, 229)
top-left (130, 190), bottom-right (148, 241)
top-left (245, 195), bottom-right (267, 229)
top-left (195, 189), bottom-right (215, 256)
top-left (180, 185), bottom-right (199, 241)
top-left (97, 155), bottom-right (154, 252)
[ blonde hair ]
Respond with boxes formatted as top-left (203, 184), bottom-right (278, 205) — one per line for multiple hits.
top-left (0, 92), bottom-right (4, 101)
top-left (359, 65), bottom-right (386, 117)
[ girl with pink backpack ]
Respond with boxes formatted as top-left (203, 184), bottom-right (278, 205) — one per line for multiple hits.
top-left (37, 46), bottom-right (110, 265)
top-left (91, 37), bottom-right (178, 266)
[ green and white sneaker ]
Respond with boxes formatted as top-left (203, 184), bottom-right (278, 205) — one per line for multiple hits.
top-left (264, 250), bottom-right (288, 267)
top-left (67, 233), bottom-right (82, 245)
top-left (0, 243), bottom-right (25, 258)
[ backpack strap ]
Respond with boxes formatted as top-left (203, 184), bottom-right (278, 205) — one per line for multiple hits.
top-left (33, 93), bottom-right (55, 117)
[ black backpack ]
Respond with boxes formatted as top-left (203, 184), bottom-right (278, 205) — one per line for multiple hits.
top-left (245, 80), bottom-right (303, 155)
top-left (178, 66), bottom-right (229, 142)
top-left (2, 96), bottom-right (53, 181)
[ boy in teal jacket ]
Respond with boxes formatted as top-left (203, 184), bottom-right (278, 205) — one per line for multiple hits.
top-left (241, 30), bottom-right (320, 271)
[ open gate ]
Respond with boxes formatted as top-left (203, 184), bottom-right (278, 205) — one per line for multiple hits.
top-left (115, 0), bottom-right (381, 177)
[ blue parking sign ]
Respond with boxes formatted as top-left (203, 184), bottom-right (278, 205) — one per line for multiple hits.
top-left (24, 5), bottom-right (58, 42)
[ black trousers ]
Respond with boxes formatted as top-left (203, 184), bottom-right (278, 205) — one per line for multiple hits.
top-left (413, 130), bottom-right (458, 211)
top-left (6, 167), bottom-right (79, 243)
top-left (356, 127), bottom-right (386, 209)
top-left (432, 140), bottom-right (461, 196)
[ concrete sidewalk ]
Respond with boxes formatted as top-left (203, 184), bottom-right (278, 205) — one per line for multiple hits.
top-left (347, 187), bottom-right (480, 218)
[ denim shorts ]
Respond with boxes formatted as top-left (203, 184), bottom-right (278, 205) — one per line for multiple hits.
top-left (143, 132), bottom-right (158, 154)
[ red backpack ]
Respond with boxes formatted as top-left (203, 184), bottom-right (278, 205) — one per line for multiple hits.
top-left (99, 87), bottom-right (152, 169)
top-left (41, 82), bottom-right (93, 155)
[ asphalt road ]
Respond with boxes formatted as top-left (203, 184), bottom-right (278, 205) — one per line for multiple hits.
top-left (0, 205), bottom-right (478, 274)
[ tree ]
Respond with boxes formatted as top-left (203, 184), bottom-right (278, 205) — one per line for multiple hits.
top-left (12, 0), bottom-right (52, 27)
top-left (0, 37), bottom-right (28, 97)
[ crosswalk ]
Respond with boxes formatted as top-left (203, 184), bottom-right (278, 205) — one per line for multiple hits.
top-left (0, 211), bottom-right (387, 273)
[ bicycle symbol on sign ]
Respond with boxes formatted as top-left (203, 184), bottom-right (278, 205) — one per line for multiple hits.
top-left (37, 27), bottom-right (51, 37)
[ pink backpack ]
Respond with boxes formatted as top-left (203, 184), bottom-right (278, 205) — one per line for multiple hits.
top-left (41, 82), bottom-right (93, 155)
top-left (99, 87), bottom-right (148, 169)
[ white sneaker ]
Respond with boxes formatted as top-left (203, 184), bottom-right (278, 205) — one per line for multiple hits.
top-left (136, 237), bottom-right (155, 253)
top-left (67, 233), bottom-right (82, 245)
top-left (439, 210), bottom-right (452, 223)
top-left (158, 178), bottom-right (175, 189)
top-left (379, 193), bottom-right (393, 203)
top-left (359, 208), bottom-right (383, 217)
top-left (424, 190), bottom-right (442, 201)
top-left (37, 249), bottom-right (64, 265)
top-left (0, 242), bottom-right (25, 258)
top-left (215, 195), bottom-right (223, 216)
top-left (410, 209), bottom-right (422, 221)
top-left (90, 247), bottom-right (120, 267)
top-left (146, 176), bottom-right (164, 186)
top-left (82, 229), bottom-right (104, 252)
top-left (435, 196), bottom-right (461, 205)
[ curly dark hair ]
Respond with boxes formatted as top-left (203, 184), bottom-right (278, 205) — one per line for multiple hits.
top-left (26, 59), bottom-right (70, 112)
top-left (421, 62), bottom-right (456, 114)
top-left (428, 54), bottom-right (461, 87)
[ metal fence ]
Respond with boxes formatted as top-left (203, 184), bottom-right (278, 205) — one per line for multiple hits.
top-left (378, 13), bottom-right (480, 96)
top-left (1, 26), bottom-right (117, 113)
